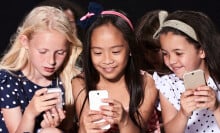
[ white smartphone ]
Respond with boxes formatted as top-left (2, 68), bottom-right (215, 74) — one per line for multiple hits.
top-left (183, 69), bottom-right (206, 90)
top-left (89, 90), bottom-right (110, 130)
top-left (47, 87), bottom-right (63, 109)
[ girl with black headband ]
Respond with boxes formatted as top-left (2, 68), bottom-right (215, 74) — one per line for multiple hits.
top-left (153, 10), bottom-right (220, 133)
top-left (72, 2), bottom-right (158, 133)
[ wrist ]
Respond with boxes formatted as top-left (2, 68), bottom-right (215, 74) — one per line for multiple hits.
top-left (213, 101), bottom-right (220, 113)
top-left (24, 106), bottom-right (37, 120)
top-left (119, 112), bottom-right (129, 129)
top-left (179, 108), bottom-right (191, 118)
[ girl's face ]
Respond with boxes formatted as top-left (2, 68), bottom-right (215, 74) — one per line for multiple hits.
top-left (22, 30), bottom-right (68, 78)
top-left (90, 24), bottom-right (130, 81)
top-left (160, 32), bottom-right (205, 79)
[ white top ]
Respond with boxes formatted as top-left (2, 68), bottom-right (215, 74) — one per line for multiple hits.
top-left (153, 72), bottom-right (220, 133)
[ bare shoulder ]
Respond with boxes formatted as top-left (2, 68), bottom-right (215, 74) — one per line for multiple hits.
top-left (141, 71), bottom-right (158, 99)
top-left (71, 75), bottom-right (89, 117)
top-left (139, 71), bottom-right (159, 124)
top-left (71, 74), bottom-right (86, 99)
top-left (141, 71), bottom-right (157, 90)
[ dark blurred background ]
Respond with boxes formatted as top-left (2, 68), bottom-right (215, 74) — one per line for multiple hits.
top-left (1, 0), bottom-right (220, 54)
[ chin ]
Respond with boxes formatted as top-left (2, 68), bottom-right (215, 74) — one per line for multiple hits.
top-left (176, 74), bottom-right (183, 79)
top-left (42, 72), bottom-right (55, 78)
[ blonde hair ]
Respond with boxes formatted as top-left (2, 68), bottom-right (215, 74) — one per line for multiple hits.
top-left (0, 6), bottom-right (82, 105)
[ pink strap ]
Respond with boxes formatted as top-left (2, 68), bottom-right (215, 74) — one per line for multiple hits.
top-left (80, 12), bottom-right (95, 21)
top-left (80, 10), bottom-right (134, 30)
top-left (101, 11), bottom-right (133, 30)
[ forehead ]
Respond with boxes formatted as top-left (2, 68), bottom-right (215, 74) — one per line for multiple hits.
top-left (160, 32), bottom-right (194, 49)
top-left (29, 30), bottom-right (68, 48)
top-left (91, 24), bottom-right (128, 48)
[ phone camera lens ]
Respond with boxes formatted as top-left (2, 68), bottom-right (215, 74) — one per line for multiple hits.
top-left (97, 92), bottom-right (99, 95)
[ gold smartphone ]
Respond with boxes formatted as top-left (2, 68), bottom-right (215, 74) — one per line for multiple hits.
top-left (183, 69), bottom-right (206, 90)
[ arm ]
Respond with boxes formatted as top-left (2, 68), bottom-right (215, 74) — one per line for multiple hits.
top-left (2, 107), bottom-right (29, 133)
top-left (160, 88), bottom-right (199, 133)
top-left (72, 77), bottom-right (108, 133)
top-left (101, 73), bottom-right (157, 133)
top-left (213, 104), bottom-right (220, 127)
top-left (72, 77), bottom-right (91, 133)
top-left (194, 86), bottom-right (220, 127)
top-left (160, 93), bottom-right (188, 133)
top-left (101, 98), bottom-right (140, 133)
top-left (118, 109), bottom-right (140, 133)
top-left (72, 77), bottom-right (136, 133)
top-left (3, 88), bottom-right (61, 133)
top-left (139, 73), bottom-right (158, 126)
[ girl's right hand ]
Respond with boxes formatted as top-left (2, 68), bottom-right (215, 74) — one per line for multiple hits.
top-left (25, 88), bottom-right (60, 118)
top-left (80, 110), bottom-right (109, 133)
top-left (41, 107), bottom-right (66, 128)
top-left (180, 89), bottom-right (198, 117)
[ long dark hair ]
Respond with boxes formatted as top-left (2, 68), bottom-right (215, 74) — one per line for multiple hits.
top-left (159, 10), bottom-right (220, 85)
top-left (135, 10), bottom-right (170, 75)
top-left (82, 10), bottom-right (145, 131)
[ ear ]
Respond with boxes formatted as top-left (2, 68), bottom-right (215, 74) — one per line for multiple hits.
top-left (199, 48), bottom-right (205, 59)
top-left (19, 35), bottom-right (29, 50)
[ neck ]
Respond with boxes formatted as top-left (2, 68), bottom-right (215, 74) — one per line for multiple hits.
top-left (21, 67), bottom-right (53, 87)
top-left (97, 75), bottom-right (126, 90)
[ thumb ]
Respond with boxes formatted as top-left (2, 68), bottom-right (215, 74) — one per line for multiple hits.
top-left (35, 88), bottom-right (48, 96)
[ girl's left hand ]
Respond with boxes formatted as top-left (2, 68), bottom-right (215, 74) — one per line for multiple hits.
top-left (40, 107), bottom-right (66, 128)
top-left (194, 86), bottom-right (219, 111)
top-left (100, 98), bottom-right (129, 127)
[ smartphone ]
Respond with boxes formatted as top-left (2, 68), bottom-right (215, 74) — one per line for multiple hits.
top-left (89, 90), bottom-right (109, 111)
top-left (183, 69), bottom-right (206, 90)
top-left (89, 90), bottom-right (110, 130)
top-left (47, 87), bottom-right (63, 109)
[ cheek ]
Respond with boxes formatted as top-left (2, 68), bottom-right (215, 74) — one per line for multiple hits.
top-left (90, 55), bottom-right (100, 67)
top-left (28, 51), bottom-right (42, 62)
top-left (163, 56), bottom-right (169, 66)
top-left (56, 55), bottom-right (67, 65)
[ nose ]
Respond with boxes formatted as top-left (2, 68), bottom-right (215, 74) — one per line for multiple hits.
top-left (103, 53), bottom-right (114, 65)
top-left (169, 54), bottom-right (177, 65)
top-left (48, 53), bottom-right (56, 66)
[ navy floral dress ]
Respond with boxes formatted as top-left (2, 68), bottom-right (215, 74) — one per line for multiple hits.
top-left (0, 70), bottom-right (65, 133)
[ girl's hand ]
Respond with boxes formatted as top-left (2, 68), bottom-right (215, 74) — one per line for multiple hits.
top-left (101, 98), bottom-right (128, 128)
top-left (41, 107), bottom-right (66, 128)
top-left (194, 86), bottom-right (219, 111)
top-left (80, 110), bottom-right (109, 133)
top-left (25, 88), bottom-right (60, 118)
top-left (180, 89), bottom-right (198, 117)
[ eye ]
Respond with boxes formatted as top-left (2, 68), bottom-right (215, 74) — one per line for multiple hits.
top-left (91, 49), bottom-right (102, 55)
top-left (175, 52), bottom-right (183, 56)
top-left (112, 47), bottom-right (122, 54)
top-left (38, 49), bottom-right (47, 54)
top-left (161, 51), bottom-right (168, 56)
top-left (56, 50), bottom-right (66, 55)
top-left (94, 52), bottom-right (102, 55)
top-left (112, 50), bottom-right (120, 54)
